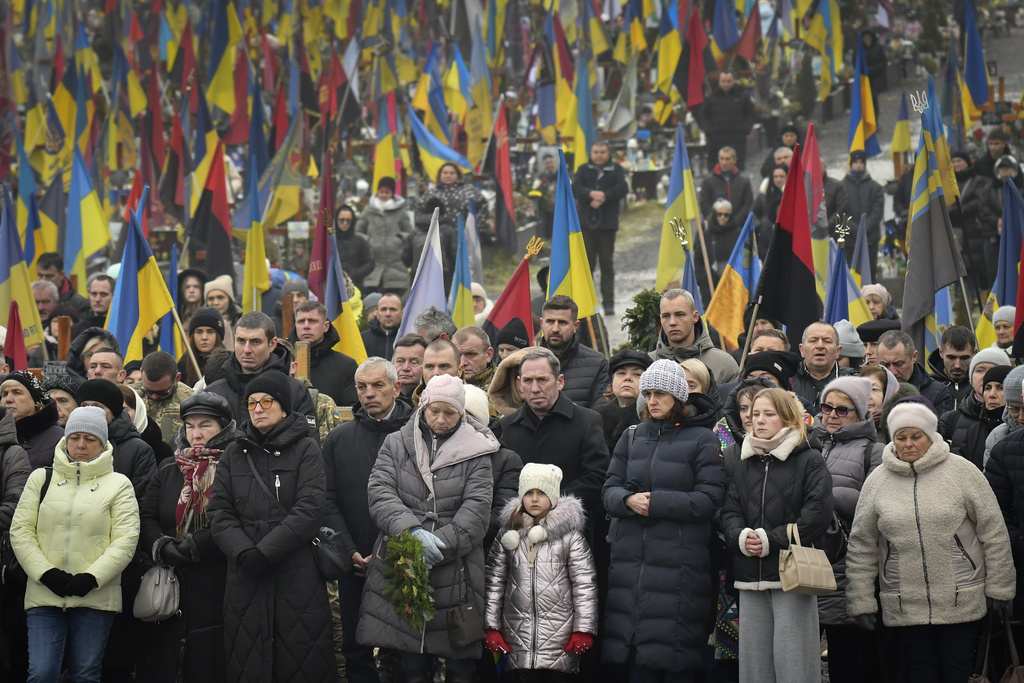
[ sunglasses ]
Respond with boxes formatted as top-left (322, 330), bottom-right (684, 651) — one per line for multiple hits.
top-left (821, 403), bottom-right (851, 418)
top-left (716, 212), bottom-right (731, 218)
top-left (144, 384), bottom-right (176, 400)
top-left (247, 396), bottom-right (276, 411)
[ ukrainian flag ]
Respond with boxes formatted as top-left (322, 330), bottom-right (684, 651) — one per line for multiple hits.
top-left (207, 0), bottom-right (243, 115)
top-left (681, 249), bottom-right (705, 314)
top-left (105, 186), bottom-right (176, 363)
top-left (13, 123), bottom-right (46, 270)
top-left (448, 214), bottom-right (475, 328)
top-left (805, 0), bottom-right (842, 100)
top-left (710, 0), bottom-right (740, 64)
top-left (848, 40), bottom-right (880, 158)
top-left (409, 112), bottom-right (473, 182)
top-left (656, 123), bottom-right (702, 292)
top-left (920, 76), bottom-right (959, 207)
top-left (656, 2), bottom-right (682, 95)
top-left (566, 50), bottom-right (596, 172)
top-left (159, 243), bottom-right (184, 359)
top-left (372, 93), bottom-right (400, 195)
top-left (891, 91), bottom-right (912, 169)
top-left (705, 214), bottom-right (761, 350)
top-left (825, 240), bottom-right (873, 328)
top-left (976, 179), bottom-right (1024, 348)
top-left (43, 98), bottom-right (68, 190)
top-left (850, 215), bottom-right (872, 287)
top-left (243, 155), bottom-right (270, 313)
top-left (547, 149), bottom-right (599, 317)
top-left (0, 183), bottom-right (45, 349)
top-left (466, 19), bottom-right (493, 170)
top-left (412, 45), bottom-right (452, 144)
top-left (963, 0), bottom-right (991, 112)
top-left (190, 88), bottom-right (221, 215)
top-left (443, 45), bottom-right (472, 123)
top-left (66, 148), bottom-right (110, 290)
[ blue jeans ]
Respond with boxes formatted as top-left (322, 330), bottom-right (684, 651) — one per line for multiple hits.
top-left (27, 606), bottom-right (116, 683)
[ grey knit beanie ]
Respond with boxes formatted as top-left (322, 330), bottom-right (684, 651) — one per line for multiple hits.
top-left (64, 406), bottom-right (109, 445)
top-left (1004, 366), bottom-right (1024, 404)
top-left (821, 376), bottom-right (873, 420)
top-left (993, 306), bottom-right (1017, 326)
top-left (640, 359), bottom-right (689, 403)
top-left (970, 347), bottom-right (1012, 379)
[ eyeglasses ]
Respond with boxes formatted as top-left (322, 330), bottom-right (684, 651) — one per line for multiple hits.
top-left (337, 218), bottom-right (352, 224)
top-left (716, 212), bottom-right (731, 218)
top-left (821, 403), bottom-right (851, 418)
top-left (247, 397), bottom-right (276, 411)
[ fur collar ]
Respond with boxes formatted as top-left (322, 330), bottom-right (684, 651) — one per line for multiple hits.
top-left (882, 437), bottom-right (950, 476)
top-left (497, 494), bottom-right (587, 550)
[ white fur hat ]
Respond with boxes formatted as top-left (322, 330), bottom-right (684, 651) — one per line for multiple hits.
top-left (518, 463), bottom-right (562, 509)
top-left (886, 401), bottom-right (939, 439)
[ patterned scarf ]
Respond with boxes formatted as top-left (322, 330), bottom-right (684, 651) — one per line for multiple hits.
top-left (175, 445), bottom-right (223, 537)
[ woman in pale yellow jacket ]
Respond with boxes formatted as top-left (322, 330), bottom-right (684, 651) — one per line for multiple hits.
top-left (11, 406), bottom-right (139, 683)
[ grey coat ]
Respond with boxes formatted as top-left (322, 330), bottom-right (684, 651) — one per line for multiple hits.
top-left (0, 409), bottom-right (31, 530)
top-left (650, 319), bottom-right (740, 384)
top-left (485, 496), bottom-right (598, 673)
top-left (357, 413), bottom-right (497, 659)
top-left (812, 418), bottom-right (883, 626)
top-left (358, 195), bottom-right (413, 291)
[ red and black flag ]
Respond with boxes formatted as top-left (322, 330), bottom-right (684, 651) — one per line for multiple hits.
top-left (752, 143), bottom-right (821, 348)
top-left (308, 144), bottom-right (334, 300)
top-left (269, 85), bottom-right (289, 156)
top-left (158, 109), bottom-right (193, 225)
top-left (326, 49), bottom-right (362, 135)
top-left (735, 1), bottom-right (762, 61)
top-left (481, 257), bottom-right (535, 350)
top-left (144, 63), bottom-right (166, 178)
top-left (189, 141), bottom-right (233, 280)
top-left (170, 21), bottom-right (198, 115)
top-left (223, 44), bottom-right (251, 145)
top-left (481, 100), bottom-right (517, 254)
top-left (673, 5), bottom-right (714, 107)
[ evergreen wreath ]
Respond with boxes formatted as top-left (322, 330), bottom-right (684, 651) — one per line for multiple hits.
top-left (622, 288), bottom-right (663, 352)
top-left (382, 530), bottom-right (436, 630)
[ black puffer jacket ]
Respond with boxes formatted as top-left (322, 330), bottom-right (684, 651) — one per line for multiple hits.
top-left (928, 348), bottom-right (973, 410)
top-left (335, 227), bottom-right (374, 291)
top-left (541, 336), bottom-right (609, 409)
top-left (360, 318), bottom-right (399, 361)
top-left (961, 405), bottom-right (1003, 470)
top-left (107, 411), bottom-right (157, 501)
top-left (204, 346), bottom-right (318, 436)
top-left (594, 400), bottom-right (641, 453)
top-left (603, 396), bottom-right (726, 673)
top-left (0, 408), bottom-right (31, 530)
top-left (984, 428), bottom-right (1024, 614)
top-left (939, 392), bottom-right (984, 456)
top-left (208, 412), bottom-right (335, 682)
top-left (323, 399), bottom-right (416, 559)
top-left (139, 423), bottom-right (242, 683)
top-left (571, 161), bottom-right (630, 231)
top-left (15, 400), bottom-right (65, 469)
top-left (908, 363), bottom-right (954, 416)
top-left (697, 87), bottom-right (756, 152)
top-left (287, 325), bottom-right (358, 407)
top-left (499, 393), bottom-right (610, 515)
top-left (842, 172), bottom-right (885, 243)
top-left (719, 431), bottom-right (834, 588)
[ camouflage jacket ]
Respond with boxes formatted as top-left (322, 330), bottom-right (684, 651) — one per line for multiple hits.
top-left (131, 381), bottom-right (195, 444)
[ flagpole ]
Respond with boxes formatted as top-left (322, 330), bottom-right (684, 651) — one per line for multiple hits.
top-left (170, 306), bottom-right (204, 379)
top-left (694, 218), bottom-right (716, 292)
top-left (958, 278), bottom-right (975, 329)
top-left (738, 295), bottom-right (762, 371)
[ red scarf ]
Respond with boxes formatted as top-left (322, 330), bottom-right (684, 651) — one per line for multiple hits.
top-left (174, 445), bottom-right (223, 537)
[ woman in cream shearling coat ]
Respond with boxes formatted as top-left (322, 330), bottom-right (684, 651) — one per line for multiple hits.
top-left (846, 399), bottom-right (1016, 683)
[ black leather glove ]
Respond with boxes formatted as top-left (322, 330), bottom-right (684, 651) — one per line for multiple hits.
top-left (236, 548), bottom-right (270, 577)
top-left (40, 568), bottom-right (73, 597)
top-left (855, 614), bottom-right (876, 631)
top-left (64, 573), bottom-right (98, 597)
top-left (158, 539), bottom-right (192, 567)
top-left (988, 598), bottom-right (1010, 614)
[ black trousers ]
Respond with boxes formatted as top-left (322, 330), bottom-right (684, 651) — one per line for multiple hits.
top-left (582, 228), bottom-right (617, 307)
top-left (338, 574), bottom-right (380, 683)
top-left (902, 619), bottom-right (982, 683)
top-left (823, 624), bottom-right (881, 683)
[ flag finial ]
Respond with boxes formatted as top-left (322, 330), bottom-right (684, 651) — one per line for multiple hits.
top-left (835, 214), bottom-right (854, 248)
top-left (910, 89), bottom-right (929, 114)
top-left (525, 236), bottom-right (545, 259)
top-left (669, 217), bottom-right (690, 251)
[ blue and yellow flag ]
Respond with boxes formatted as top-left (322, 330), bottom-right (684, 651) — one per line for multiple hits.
top-left (325, 223), bottom-right (368, 363)
top-left (0, 183), bottom-right (45, 348)
top-left (825, 240), bottom-right (873, 328)
top-left (443, 45), bottom-right (472, 123)
top-left (705, 214), bottom-right (761, 350)
top-left (105, 186), bottom-right (176, 363)
top-left (43, 98), bottom-right (69, 189)
top-left (681, 249), bottom-right (704, 315)
top-left (963, 0), bottom-right (991, 111)
top-left (409, 112), bottom-right (473, 184)
top-left (848, 40), bottom-right (880, 158)
top-left (977, 179), bottom-right (1024, 348)
top-left (710, 0), bottom-right (740, 64)
top-left (159, 243), bottom-right (184, 359)
top-left (566, 49), bottom-right (596, 172)
top-left (547, 149), bottom-right (599, 317)
top-left (921, 76), bottom-right (960, 206)
top-left (850, 214), bottom-right (872, 287)
top-left (656, 123), bottom-right (702, 291)
top-left (655, 2), bottom-right (682, 95)
top-left (891, 91), bottom-right (913, 168)
top-left (66, 147), bottom-right (111, 289)
top-left (805, 0), bottom-right (842, 100)
top-left (448, 214), bottom-right (475, 328)
top-left (466, 17), bottom-right (493, 170)
top-left (207, 0), bottom-right (243, 114)
top-left (13, 122), bottom-right (46, 270)
top-left (411, 45), bottom-right (452, 144)
top-left (243, 155), bottom-right (270, 313)
top-left (372, 93), bottom-right (400, 194)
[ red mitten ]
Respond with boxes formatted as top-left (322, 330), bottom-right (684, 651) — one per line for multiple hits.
top-left (565, 632), bottom-right (593, 654)
top-left (485, 629), bottom-right (511, 653)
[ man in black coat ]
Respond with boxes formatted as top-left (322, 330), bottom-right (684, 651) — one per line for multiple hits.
top-left (70, 273), bottom-right (116, 340)
top-left (204, 311), bottom-right (319, 435)
top-left (36, 251), bottom-right (91, 319)
top-left (572, 141), bottom-right (630, 316)
top-left (697, 70), bottom-right (757, 169)
top-left (842, 150), bottom-right (885, 282)
top-left (975, 128), bottom-right (1011, 180)
top-left (792, 322), bottom-right (855, 412)
top-left (538, 295), bottom-right (609, 409)
top-left (876, 330), bottom-right (955, 415)
top-left (288, 300), bottom-right (358, 407)
top-left (322, 357), bottom-right (415, 683)
top-left (927, 325), bottom-right (978, 411)
top-left (360, 293), bottom-right (403, 359)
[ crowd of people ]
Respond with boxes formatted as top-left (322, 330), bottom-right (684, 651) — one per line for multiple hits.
top-left (4, 242), bottom-right (1024, 683)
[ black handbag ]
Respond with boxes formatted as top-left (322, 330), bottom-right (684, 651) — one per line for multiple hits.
top-left (243, 453), bottom-right (347, 581)
top-left (447, 536), bottom-right (483, 649)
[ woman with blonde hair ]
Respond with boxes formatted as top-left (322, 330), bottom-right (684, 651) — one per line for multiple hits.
top-left (719, 387), bottom-right (834, 683)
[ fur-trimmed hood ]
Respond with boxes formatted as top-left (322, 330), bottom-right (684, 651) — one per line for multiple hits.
top-left (496, 494), bottom-right (586, 549)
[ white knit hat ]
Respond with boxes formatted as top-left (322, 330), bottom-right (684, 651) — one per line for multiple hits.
top-left (640, 359), bottom-right (689, 403)
top-left (886, 401), bottom-right (939, 439)
top-left (518, 463), bottom-right (563, 508)
top-left (463, 385), bottom-right (490, 424)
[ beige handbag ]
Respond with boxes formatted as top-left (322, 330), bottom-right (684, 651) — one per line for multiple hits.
top-left (778, 523), bottom-right (837, 596)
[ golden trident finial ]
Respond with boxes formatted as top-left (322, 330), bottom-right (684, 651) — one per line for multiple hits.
top-left (525, 236), bottom-right (545, 259)
top-left (669, 217), bottom-right (690, 250)
top-left (835, 214), bottom-right (853, 248)
top-left (321, 207), bottom-right (334, 235)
